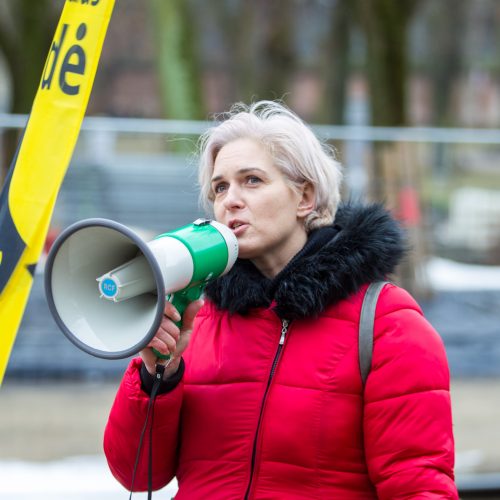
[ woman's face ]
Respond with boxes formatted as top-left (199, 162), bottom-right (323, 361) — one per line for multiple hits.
top-left (211, 138), bottom-right (313, 278)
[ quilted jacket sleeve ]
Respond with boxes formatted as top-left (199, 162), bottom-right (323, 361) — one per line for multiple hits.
top-left (363, 285), bottom-right (458, 499)
top-left (103, 357), bottom-right (184, 492)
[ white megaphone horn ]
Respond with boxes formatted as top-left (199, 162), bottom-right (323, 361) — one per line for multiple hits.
top-left (44, 218), bottom-right (238, 359)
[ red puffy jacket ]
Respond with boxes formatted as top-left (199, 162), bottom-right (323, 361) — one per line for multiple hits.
top-left (104, 205), bottom-right (458, 499)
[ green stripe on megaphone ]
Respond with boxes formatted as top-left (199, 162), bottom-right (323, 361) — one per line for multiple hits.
top-left (155, 221), bottom-right (229, 286)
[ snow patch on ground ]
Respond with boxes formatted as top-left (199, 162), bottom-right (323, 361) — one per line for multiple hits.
top-left (0, 455), bottom-right (178, 500)
top-left (426, 257), bottom-right (500, 291)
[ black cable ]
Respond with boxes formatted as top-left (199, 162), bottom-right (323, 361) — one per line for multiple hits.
top-left (129, 363), bottom-right (166, 500)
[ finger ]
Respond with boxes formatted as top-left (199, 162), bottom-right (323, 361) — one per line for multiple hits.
top-left (147, 337), bottom-right (168, 356)
top-left (169, 300), bottom-right (203, 360)
top-left (163, 301), bottom-right (181, 323)
top-left (172, 330), bottom-right (192, 359)
top-left (158, 318), bottom-right (180, 342)
top-left (180, 299), bottom-right (204, 333)
top-left (149, 332), bottom-right (176, 353)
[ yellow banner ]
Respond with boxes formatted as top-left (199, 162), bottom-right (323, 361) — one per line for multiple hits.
top-left (0, 0), bottom-right (115, 385)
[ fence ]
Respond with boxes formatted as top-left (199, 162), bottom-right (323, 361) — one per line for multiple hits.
top-left (2, 113), bottom-right (500, 261)
top-left (1, 112), bottom-right (500, 377)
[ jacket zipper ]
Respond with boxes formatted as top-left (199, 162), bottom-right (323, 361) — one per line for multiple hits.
top-left (244, 319), bottom-right (289, 500)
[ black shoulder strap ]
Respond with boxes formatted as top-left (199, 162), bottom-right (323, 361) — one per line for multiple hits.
top-left (359, 281), bottom-right (388, 386)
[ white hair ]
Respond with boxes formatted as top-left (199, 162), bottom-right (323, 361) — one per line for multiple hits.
top-left (198, 100), bottom-right (343, 231)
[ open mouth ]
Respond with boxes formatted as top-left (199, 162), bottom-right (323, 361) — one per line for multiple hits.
top-left (228, 221), bottom-right (248, 234)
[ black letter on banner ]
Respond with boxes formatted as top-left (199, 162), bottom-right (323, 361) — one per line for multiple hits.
top-left (59, 23), bottom-right (87, 96)
top-left (41, 24), bottom-right (68, 90)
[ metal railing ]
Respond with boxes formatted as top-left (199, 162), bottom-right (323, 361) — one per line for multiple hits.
top-left (3, 112), bottom-right (500, 143)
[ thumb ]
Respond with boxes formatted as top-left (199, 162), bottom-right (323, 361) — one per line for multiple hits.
top-left (180, 299), bottom-right (204, 333)
top-left (172, 299), bottom-right (204, 360)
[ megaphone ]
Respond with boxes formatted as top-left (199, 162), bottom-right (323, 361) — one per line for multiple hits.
top-left (45, 218), bottom-right (238, 359)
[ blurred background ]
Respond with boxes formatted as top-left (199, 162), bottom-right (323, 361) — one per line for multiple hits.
top-left (0, 0), bottom-right (499, 498)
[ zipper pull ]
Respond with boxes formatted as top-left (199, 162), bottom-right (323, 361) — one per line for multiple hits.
top-left (279, 319), bottom-right (289, 345)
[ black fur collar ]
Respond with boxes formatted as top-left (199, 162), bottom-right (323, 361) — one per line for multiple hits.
top-left (205, 203), bottom-right (406, 319)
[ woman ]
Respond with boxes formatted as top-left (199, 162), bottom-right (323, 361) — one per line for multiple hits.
top-left (104, 101), bottom-right (458, 499)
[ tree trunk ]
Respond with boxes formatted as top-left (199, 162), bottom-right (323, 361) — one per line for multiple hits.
top-left (428, 0), bottom-right (465, 126)
top-left (354, 0), bottom-right (418, 127)
top-left (149, 0), bottom-right (203, 121)
top-left (323, 0), bottom-right (352, 124)
top-left (224, 0), bottom-right (297, 104)
top-left (255, 0), bottom-right (296, 101)
top-left (353, 0), bottom-right (426, 296)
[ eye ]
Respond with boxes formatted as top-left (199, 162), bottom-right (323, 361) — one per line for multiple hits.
top-left (246, 175), bottom-right (262, 185)
top-left (213, 182), bottom-right (228, 194)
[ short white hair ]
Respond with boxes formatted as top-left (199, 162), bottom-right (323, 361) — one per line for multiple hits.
top-left (198, 100), bottom-right (343, 231)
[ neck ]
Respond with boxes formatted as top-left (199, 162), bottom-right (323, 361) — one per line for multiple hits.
top-left (250, 230), bottom-right (308, 279)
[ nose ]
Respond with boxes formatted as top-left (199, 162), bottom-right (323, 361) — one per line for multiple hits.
top-left (223, 184), bottom-right (245, 211)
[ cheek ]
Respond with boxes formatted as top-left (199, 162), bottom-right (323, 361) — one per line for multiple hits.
top-left (264, 192), bottom-right (300, 221)
top-left (212, 201), bottom-right (223, 221)
top-left (256, 202), bottom-right (296, 234)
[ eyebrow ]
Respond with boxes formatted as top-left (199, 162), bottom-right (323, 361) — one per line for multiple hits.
top-left (211, 167), bottom-right (267, 184)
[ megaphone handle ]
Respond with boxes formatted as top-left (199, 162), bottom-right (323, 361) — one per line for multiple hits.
top-left (153, 287), bottom-right (203, 360)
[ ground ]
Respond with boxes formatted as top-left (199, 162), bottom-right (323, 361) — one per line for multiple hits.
top-left (1, 377), bottom-right (499, 472)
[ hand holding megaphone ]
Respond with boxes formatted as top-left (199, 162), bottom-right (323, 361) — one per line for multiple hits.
top-left (140, 298), bottom-right (203, 378)
top-left (45, 218), bottom-right (238, 360)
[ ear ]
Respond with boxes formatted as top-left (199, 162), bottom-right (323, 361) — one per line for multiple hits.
top-left (297, 182), bottom-right (315, 219)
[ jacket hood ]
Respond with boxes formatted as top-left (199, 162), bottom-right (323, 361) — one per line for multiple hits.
top-left (205, 203), bottom-right (406, 319)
